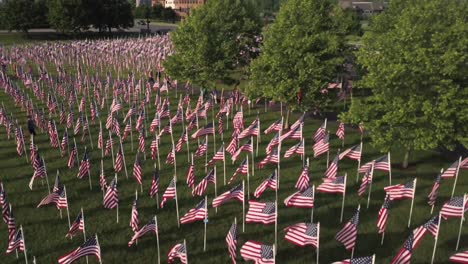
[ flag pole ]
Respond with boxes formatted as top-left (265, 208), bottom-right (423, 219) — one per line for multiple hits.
top-left (367, 165), bottom-right (374, 209)
top-left (85, 115), bottom-right (93, 149)
top-left (372, 254), bottom-right (375, 264)
top-left (251, 136), bottom-right (255, 176)
top-left (174, 176), bottom-right (180, 228)
top-left (317, 222), bottom-right (320, 264)
top-left (311, 184), bottom-right (315, 223)
top-left (64, 185), bottom-right (71, 228)
top-left (109, 131), bottom-right (115, 167)
top-left (115, 175), bottom-right (119, 223)
top-left (243, 180), bottom-right (245, 233)
top-left (431, 168), bottom-right (444, 215)
top-left (155, 215), bottom-right (160, 264)
top-left (388, 152), bottom-right (392, 185)
top-left (341, 173), bottom-right (347, 223)
top-left (214, 166), bottom-right (218, 213)
top-left (184, 239), bottom-right (188, 264)
top-left (274, 200), bottom-right (278, 253)
top-left (99, 122), bottom-right (104, 158)
top-left (356, 141), bottom-right (362, 183)
top-left (212, 121), bottom-right (216, 154)
top-left (43, 157), bottom-right (51, 192)
top-left (186, 127), bottom-right (190, 163)
top-left (431, 213), bottom-right (442, 264)
top-left (204, 195), bottom-right (207, 252)
top-left (455, 194), bottom-right (466, 250)
top-left (223, 142), bottom-right (226, 185)
top-left (129, 116), bottom-right (134, 151)
top-left (451, 156), bottom-right (462, 198)
top-left (20, 225), bottom-right (28, 264)
top-left (156, 134), bottom-right (161, 169)
top-left (96, 234), bottom-right (102, 264)
top-left (408, 178), bottom-right (417, 227)
top-left (119, 138), bottom-right (128, 179)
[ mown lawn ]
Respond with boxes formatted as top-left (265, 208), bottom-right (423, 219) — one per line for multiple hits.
top-left (0, 42), bottom-right (466, 264)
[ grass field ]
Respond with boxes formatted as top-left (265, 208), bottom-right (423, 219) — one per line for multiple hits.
top-left (0, 39), bottom-right (466, 264)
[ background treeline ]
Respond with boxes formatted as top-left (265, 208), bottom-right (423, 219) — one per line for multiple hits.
top-left (134, 4), bottom-right (177, 23)
top-left (0, 0), bottom-right (133, 34)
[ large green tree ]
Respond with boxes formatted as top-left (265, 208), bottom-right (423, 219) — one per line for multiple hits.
top-left (0, 0), bottom-right (35, 33)
top-left (163, 0), bottom-right (262, 88)
top-left (343, 0), bottom-right (468, 167)
top-left (246, 0), bottom-right (351, 126)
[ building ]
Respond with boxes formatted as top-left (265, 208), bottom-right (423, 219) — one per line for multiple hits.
top-left (161, 0), bottom-right (206, 14)
top-left (136, 0), bottom-right (152, 7)
top-left (339, 0), bottom-right (387, 17)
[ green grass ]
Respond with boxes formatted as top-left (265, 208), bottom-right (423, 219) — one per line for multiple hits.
top-left (0, 45), bottom-right (466, 264)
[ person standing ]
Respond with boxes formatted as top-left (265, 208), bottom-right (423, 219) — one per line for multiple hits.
top-left (27, 115), bottom-right (36, 138)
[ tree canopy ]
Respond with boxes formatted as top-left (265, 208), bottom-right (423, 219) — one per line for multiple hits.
top-left (343, 0), bottom-right (468, 167)
top-left (0, 0), bottom-right (44, 33)
top-left (246, 0), bottom-right (351, 119)
top-left (163, 0), bottom-right (262, 88)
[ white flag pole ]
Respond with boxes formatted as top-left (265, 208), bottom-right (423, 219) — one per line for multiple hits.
top-left (366, 165), bottom-right (375, 209)
top-left (223, 142), bottom-right (226, 185)
top-left (341, 173), bottom-right (347, 223)
top-left (455, 194), bottom-right (466, 250)
top-left (64, 185), bottom-right (71, 228)
top-left (203, 196), bottom-right (208, 252)
top-left (20, 226), bottom-right (28, 264)
top-left (155, 215), bottom-right (160, 264)
top-left (246, 157), bottom-right (250, 200)
top-left (243, 180), bottom-right (245, 233)
top-left (407, 178), bottom-right (417, 227)
top-left (174, 176), bottom-right (180, 228)
top-left (388, 152), bottom-right (392, 185)
top-left (317, 222), bottom-right (320, 264)
top-left (119, 138), bottom-right (128, 179)
top-left (430, 213), bottom-right (442, 264)
top-left (451, 156), bottom-right (462, 198)
top-left (311, 184), bottom-right (315, 223)
top-left (184, 239), bottom-right (188, 264)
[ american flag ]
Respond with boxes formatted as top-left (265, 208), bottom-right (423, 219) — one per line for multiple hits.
top-left (246, 201), bottom-right (276, 225)
top-left (422, 214), bottom-right (440, 237)
top-left (377, 196), bottom-right (391, 234)
top-left (128, 216), bottom-right (158, 247)
top-left (133, 155), bottom-right (142, 185)
top-left (114, 146), bottom-right (123, 172)
top-left (6, 228), bottom-right (24, 255)
top-left (384, 179), bottom-right (415, 201)
top-left (37, 186), bottom-right (67, 209)
top-left (324, 154), bottom-right (339, 178)
top-left (53, 173), bottom-right (62, 192)
top-left (233, 111), bottom-right (244, 131)
top-left (313, 134), bottom-right (329, 158)
top-left (284, 222), bottom-right (319, 248)
top-left (67, 147), bottom-right (77, 169)
top-left (60, 131), bottom-right (68, 154)
top-left (105, 137), bottom-right (113, 157)
top-left (339, 144), bottom-right (362, 161)
top-left (390, 230), bottom-right (422, 264)
top-left (229, 158), bottom-right (248, 184)
top-left (440, 195), bottom-right (467, 220)
top-left (213, 184), bottom-right (244, 208)
top-left (73, 113), bottom-right (82, 135)
top-left (335, 206), bottom-right (360, 250)
top-left (257, 147), bottom-right (280, 169)
top-left (336, 122), bottom-right (345, 141)
top-left (226, 221), bottom-right (237, 264)
top-left (254, 171), bottom-right (277, 198)
top-left (167, 243), bottom-right (187, 264)
top-left (165, 146), bottom-right (175, 165)
top-left (135, 111), bottom-right (145, 131)
top-left (264, 118), bottom-right (282, 134)
top-left (0, 184), bottom-right (8, 223)
top-left (130, 199), bottom-right (139, 232)
top-left (225, 135), bottom-right (238, 156)
top-left (460, 157), bottom-right (468, 170)
top-left (441, 159), bottom-right (460, 178)
top-left (180, 198), bottom-right (207, 224)
top-left (284, 186), bottom-right (314, 208)
top-left (6, 204), bottom-right (15, 243)
top-left (194, 137), bottom-right (208, 158)
top-left (150, 113), bottom-right (160, 133)
top-left (333, 255), bottom-right (374, 264)
top-left (240, 241), bottom-right (274, 264)
top-left (295, 164), bottom-right (310, 191)
top-left (58, 235), bottom-right (101, 264)
top-left (317, 176), bottom-right (346, 194)
top-left (99, 164), bottom-right (107, 191)
top-left (138, 130), bottom-right (145, 153)
top-left (238, 119), bottom-right (259, 139)
top-left (231, 138), bottom-right (253, 161)
top-left (207, 146), bottom-right (225, 166)
top-left (103, 178), bottom-right (118, 209)
top-left (427, 172), bottom-right (442, 206)
top-left (77, 150), bottom-right (90, 179)
top-left (124, 104), bottom-right (136, 123)
top-left (218, 116), bottom-right (224, 135)
top-left (159, 104), bottom-right (170, 119)
top-left (313, 120), bottom-right (327, 142)
top-left (280, 123), bottom-right (302, 141)
top-left (186, 163), bottom-right (195, 189)
top-left (359, 122), bottom-right (364, 135)
top-left (284, 139), bottom-right (304, 158)
top-left (149, 169), bottom-right (160, 198)
top-left (66, 211), bottom-right (84, 238)
top-left (358, 166), bottom-right (374, 197)
top-left (150, 138), bottom-right (159, 160)
top-left (175, 130), bottom-right (188, 152)
top-left (159, 122), bottom-right (173, 137)
top-left (186, 116), bottom-right (198, 132)
top-left (160, 178), bottom-right (176, 208)
top-left (265, 132), bottom-right (280, 155)
top-left (191, 122), bottom-right (214, 138)
top-left (359, 155), bottom-right (390, 173)
top-left (290, 113), bottom-right (305, 131)
top-left (29, 155), bottom-right (46, 189)
top-left (193, 169), bottom-right (216, 196)
top-left (449, 250), bottom-right (468, 263)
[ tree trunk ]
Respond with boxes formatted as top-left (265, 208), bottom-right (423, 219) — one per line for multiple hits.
top-left (402, 147), bottom-right (412, 169)
top-left (284, 108), bottom-right (291, 129)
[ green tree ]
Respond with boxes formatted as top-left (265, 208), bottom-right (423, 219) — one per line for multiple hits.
top-left (343, 0), bottom-right (468, 168)
top-left (163, 0), bottom-right (262, 88)
top-left (47, 0), bottom-right (90, 33)
top-left (247, 0), bottom-right (350, 127)
top-left (0, 0), bottom-right (35, 33)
